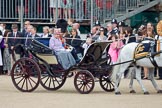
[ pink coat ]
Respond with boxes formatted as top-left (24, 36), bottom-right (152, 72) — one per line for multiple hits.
top-left (108, 41), bottom-right (123, 63)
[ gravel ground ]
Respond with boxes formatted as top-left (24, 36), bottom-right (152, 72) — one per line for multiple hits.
top-left (0, 75), bottom-right (162, 108)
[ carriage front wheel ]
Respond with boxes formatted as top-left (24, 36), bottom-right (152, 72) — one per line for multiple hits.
top-left (99, 74), bottom-right (114, 92)
top-left (74, 70), bottom-right (95, 94)
top-left (40, 65), bottom-right (66, 91)
top-left (11, 57), bottom-right (41, 92)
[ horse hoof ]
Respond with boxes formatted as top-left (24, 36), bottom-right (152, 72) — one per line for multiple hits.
top-left (157, 90), bottom-right (162, 93)
top-left (130, 90), bottom-right (136, 93)
top-left (115, 92), bottom-right (121, 95)
top-left (144, 91), bottom-right (150, 95)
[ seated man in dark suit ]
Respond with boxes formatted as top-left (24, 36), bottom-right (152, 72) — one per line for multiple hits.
top-left (25, 26), bottom-right (40, 46)
top-left (30, 26), bottom-right (40, 39)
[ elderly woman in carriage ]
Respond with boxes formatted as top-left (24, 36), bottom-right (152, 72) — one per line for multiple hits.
top-left (49, 28), bottom-right (76, 70)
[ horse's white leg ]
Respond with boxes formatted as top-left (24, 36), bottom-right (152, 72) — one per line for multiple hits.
top-left (129, 67), bottom-right (136, 93)
top-left (129, 71), bottom-right (134, 90)
top-left (135, 67), bottom-right (149, 94)
top-left (148, 68), bottom-right (162, 93)
top-left (115, 63), bottom-right (130, 94)
top-left (115, 73), bottom-right (122, 94)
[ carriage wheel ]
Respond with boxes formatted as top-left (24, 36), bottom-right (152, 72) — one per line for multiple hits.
top-left (74, 70), bottom-right (95, 94)
top-left (11, 57), bottom-right (41, 92)
top-left (99, 74), bottom-right (114, 92)
top-left (40, 65), bottom-right (66, 91)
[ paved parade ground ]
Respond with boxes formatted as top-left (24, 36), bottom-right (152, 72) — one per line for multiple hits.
top-left (0, 75), bottom-right (162, 108)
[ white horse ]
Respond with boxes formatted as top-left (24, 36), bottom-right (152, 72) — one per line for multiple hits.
top-left (111, 40), bottom-right (162, 95)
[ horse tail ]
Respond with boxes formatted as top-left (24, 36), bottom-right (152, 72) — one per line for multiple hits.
top-left (110, 54), bottom-right (121, 82)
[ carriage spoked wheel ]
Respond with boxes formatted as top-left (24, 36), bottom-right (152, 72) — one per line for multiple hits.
top-left (40, 65), bottom-right (66, 91)
top-left (11, 57), bottom-right (41, 92)
top-left (74, 70), bottom-right (95, 94)
top-left (99, 74), bottom-right (115, 92)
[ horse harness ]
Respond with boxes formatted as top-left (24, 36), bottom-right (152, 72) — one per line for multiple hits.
top-left (134, 36), bottom-right (162, 68)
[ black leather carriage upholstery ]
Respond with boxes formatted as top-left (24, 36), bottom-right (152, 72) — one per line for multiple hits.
top-left (29, 39), bottom-right (53, 55)
top-left (79, 42), bottom-right (110, 65)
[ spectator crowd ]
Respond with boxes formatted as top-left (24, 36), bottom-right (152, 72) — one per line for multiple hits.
top-left (0, 18), bottom-right (162, 80)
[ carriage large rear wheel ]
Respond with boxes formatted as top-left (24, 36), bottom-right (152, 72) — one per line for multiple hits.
top-left (11, 57), bottom-right (41, 92)
top-left (40, 65), bottom-right (66, 91)
top-left (99, 74), bottom-right (114, 92)
top-left (74, 70), bottom-right (95, 94)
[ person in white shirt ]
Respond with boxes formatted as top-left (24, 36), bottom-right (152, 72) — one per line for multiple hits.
top-left (82, 38), bottom-right (92, 55)
top-left (0, 23), bottom-right (6, 36)
top-left (41, 26), bottom-right (52, 38)
top-left (0, 23), bottom-right (11, 75)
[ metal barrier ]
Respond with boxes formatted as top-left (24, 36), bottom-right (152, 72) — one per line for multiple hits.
top-left (0, 0), bottom-right (153, 28)
top-left (117, 0), bottom-right (150, 13)
top-left (0, 0), bottom-right (114, 21)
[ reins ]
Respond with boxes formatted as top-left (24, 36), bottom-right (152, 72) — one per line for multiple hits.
top-left (110, 50), bottom-right (162, 67)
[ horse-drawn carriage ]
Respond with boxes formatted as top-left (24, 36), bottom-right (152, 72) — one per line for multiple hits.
top-left (11, 39), bottom-right (114, 94)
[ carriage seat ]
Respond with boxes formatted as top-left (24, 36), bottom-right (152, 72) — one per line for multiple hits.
top-left (30, 40), bottom-right (58, 64)
top-left (78, 42), bottom-right (111, 66)
top-left (37, 37), bottom-right (50, 47)
top-left (30, 39), bottom-right (53, 55)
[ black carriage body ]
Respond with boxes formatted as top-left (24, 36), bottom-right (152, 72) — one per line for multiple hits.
top-left (29, 40), bottom-right (112, 76)
top-left (77, 41), bottom-right (112, 76)
top-left (11, 39), bottom-right (114, 93)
